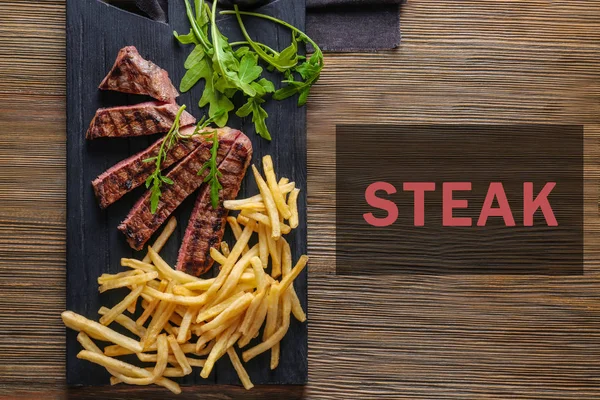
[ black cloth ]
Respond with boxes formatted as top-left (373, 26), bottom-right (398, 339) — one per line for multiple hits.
top-left (104, 0), bottom-right (403, 52)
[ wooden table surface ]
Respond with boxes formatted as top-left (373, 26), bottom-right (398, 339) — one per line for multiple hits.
top-left (2, 0), bottom-right (600, 398)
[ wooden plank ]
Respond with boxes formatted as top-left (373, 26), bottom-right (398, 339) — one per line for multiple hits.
top-left (2, 0), bottom-right (600, 398)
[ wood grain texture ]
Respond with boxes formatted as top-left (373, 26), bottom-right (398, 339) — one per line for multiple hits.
top-left (2, 0), bottom-right (600, 398)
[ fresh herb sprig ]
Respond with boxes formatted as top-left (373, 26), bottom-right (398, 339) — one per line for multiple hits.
top-left (197, 129), bottom-right (222, 209)
top-left (144, 105), bottom-right (224, 214)
top-left (223, 8), bottom-right (324, 107)
top-left (143, 105), bottom-right (187, 214)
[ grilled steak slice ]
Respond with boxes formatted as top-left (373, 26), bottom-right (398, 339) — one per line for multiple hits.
top-left (86, 101), bottom-right (196, 140)
top-left (92, 125), bottom-right (201, 209)
top-left (99, 46), bottom-right (179, 103)
top-left (118, 128), bottom-right (242, 250)
top-left (176, 134), bottom-right (253, 276)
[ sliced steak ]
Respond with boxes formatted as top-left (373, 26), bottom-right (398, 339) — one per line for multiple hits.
top-left (92, 125), bottom-right (200, 209)
top-left (176, 134), bottom-right (253, 276)
top-left (118, 128), bottom-right (242, 250)
top-left (99, 46), bottom-right (179, 103)
top-left (86, 101), bottom-right (196, 140)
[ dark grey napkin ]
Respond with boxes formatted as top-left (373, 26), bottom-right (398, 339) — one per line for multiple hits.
top-left (104, 0), bottom-right (402, 52)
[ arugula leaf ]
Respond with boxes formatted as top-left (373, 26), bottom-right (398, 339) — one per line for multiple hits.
top-left (237, 52), bottom-right (263, 85)
top-left (198, 129), bottom-right (223, 209)
top-left (236, 96), bottom-right (271, 141)
top-left (180, 58), bottom-right (208, 92)
top-left (173, 30), bottom-right (199, 45)
top-left (184, 45), bottom-right (205, 69)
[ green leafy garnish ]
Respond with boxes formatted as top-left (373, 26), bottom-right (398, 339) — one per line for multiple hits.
top-left (197, 129), bottom-right (222, 209)
top-left (144, 105), bottom-right (188, 214)
top-left (223, 8), bottom-right (324, 107)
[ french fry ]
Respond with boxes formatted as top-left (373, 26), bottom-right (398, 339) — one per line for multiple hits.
top-left (142, 286), bottom-right (208, 306)
top-left (98, 270), bottom-right (141, 284)
top-left (242, 210), bottom-right (291, 234)
top-left (237, 292), bottom-right (269, 348)
top-left (148, 246), bottom-right (199, 284)
top-left (279, 255), bottom-right (308, 294)
top-left (287, 188), bottom-right (300, 229)
top-left (224, 202), bottom-right (266, 211)
top-left (252, 165), bottom-right (280, 238)
top-left (98, 306), bottom-right (146, 337)
top-left (99, 285), bottom-right (144, 326)
top-left (177, 306), bottom-right (198, 343)
top-left (263, 155), bottom-right (292, 219)
top-left (278, 177), bottom-right (289, 186)
top-left (212, 246), bottom-right (259, 304)
top-left (198, 293), bottom-right (253, 334)
top-left (196, 315), bottom-right (241, 351)
top-left (142, 216), bottom-right (177, 263)
top-left (281, 240), bottom-right (307, 322)
top-left (210, 247), bottom-right (228, 266)
top-left (121, 258), bottom-right (156, 273)
top-left (77, 350), bottom-right (181, 394)
top-left (206, 221), bottom-right (256, 300)
top-left (196, 292), bottom-right (245, 323)
top-left (227, 216), bottom-right (250, 255)
top-left (220, 241), bottom-right (230, 258)
top-left (77, 332), bottom-right (102, 354)
top-left (250, 256), bottom-right (267, 291)
top-left (223, 182), bottom-right (294, 210)
top-left (98, 272), bottom-right (158, 293)
top-left (168, 335), bottom-right (192, 375)
top-left (62, 311), bottom-right (143, 353)
top-left (258, 223), bottom-right (269, 267)
top-left (263, 285), bottom-right (280, 342)
top-left (227, 347), bottom-right (254, 390)
top-left (201, 318), bottom-right (240, 378)
top-left (242, 291), bottom-right (292, 363)
top-left (238, 287), bottom-right (267, 335)
top-left (143, 301), bottom-right (177, 349)
top-left (137, 280), bottom-right (168, 326)
top-left (183, 272), bottom-right (255, 292)
top-left (267, 232), bottom-right (281, 278)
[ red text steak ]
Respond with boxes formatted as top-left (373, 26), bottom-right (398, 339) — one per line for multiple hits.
top-left (176, 135), bottom-right (253, 276)
top-left (99, 46), bottom-right (179, 103)
top-left (118, 128), bottom-right (242, 250)
top-left (92, 126), bottom-right (201, 209)
top-left (86, 101), bottom-right (196, 140)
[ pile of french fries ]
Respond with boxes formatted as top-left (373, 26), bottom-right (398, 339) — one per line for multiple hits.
top-left (61, 155), bottom-right (307, 394)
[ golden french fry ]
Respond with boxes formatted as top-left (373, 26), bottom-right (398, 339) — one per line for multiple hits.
top-left (142, 216), bottom-right (177, 263)
top-left (242, 291), bottom-right (292, 363)
top-left (168, 335), bottom-right (192, 375)
top-left (183, 272), bottom-right (254, 292)
top-left (148, 246), bottom-right (199, 284)
top-left (62, 311), bottom-right (143, 353)
top-left (98, 272), bottom-right (157, 293)
top-left (258, 223), bottom-right (269, 267)
top-left (279, 255), bottom-right (308, 294)
top-left (281, 240), bottom-right (307, 322)
top-left (220, 241), bottom-right (230, 258)
top-left (224, 201), bottom-right (266, 211)
top-left (177, 306), bottom-right (198, 343)
top-left (263, 285), bottom-right (280, 342)
top-left (287, 188), bottom-right (300, 229)
top-left (238, 292), bottom-right (269, 348)
top-left (142, 286), bottom-right (208, 306)
top-left (121, 258), bottom-right (156, 273)
top-left (250, 256), bottom-right (267, 291)
top-left (263, 155), bottom-right (292, 219)
top-left (200, 318), bottom-right (240, 378)
top-left (207, 220), bottom-right (256, 298)
top-left (278, 177), bottom-right (289, 186)
top-left (199, 293), bottom-right (253, 334)
top-left (267, 232), bottom-right (281, 278)
top-left (239, 287), bottom-right (267, 336)
top-left (137, 280), bottom-right (168, 326)
top-left (77, 332), bottom-right (102, 354)
top-left (242, 210), bottom-right (291, 234)
top-left (212, 246), bottom-right (259, 304)
top-left (196, 292), bottom-right (245, 323)
top-left (196, 315), bottom-right (241, 351)
top-left (142, 301), bottom-right (177, 349)
top-left (223, 182), bottom-right (294, 209)
top-left (227, 347), bottom-right (254, 390)
top-left (98, 270), bottom-right (140, 284)
top-left (98, 306), bottom-right (145, 337)
top-left (227, 216), bottom-right (250, 255)
top-left (210, 247), bottom-right (228, 266)
top-left (77, 350), bottom-right (181, 394)
top-left (252, 165), bottom-right (280, 238)
top-left (98, 285), bottom-right (144, 326)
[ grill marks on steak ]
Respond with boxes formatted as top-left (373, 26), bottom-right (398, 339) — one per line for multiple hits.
top-left (176, 134), bottom-right (253, 276)
top-left (118, 128), bottom-right (242, 250)
top-left (99, 46), bottom-right (179, 103)
top-left (86, 101), bottom-right (196, 140)
top-left (92, 126), bottom-right (201, 209)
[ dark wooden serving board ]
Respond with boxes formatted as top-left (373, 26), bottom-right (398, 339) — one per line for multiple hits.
top-left (66, 0), bottom-right (307, 387)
